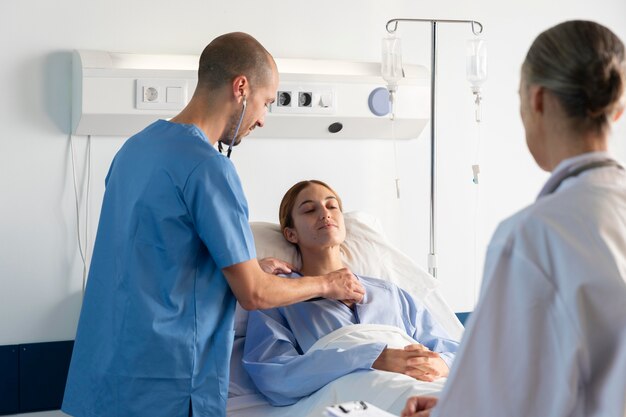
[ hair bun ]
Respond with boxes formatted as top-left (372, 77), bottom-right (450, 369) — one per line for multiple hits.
top-left (523, 20), bottom-right (625, 134)
top-left (585, 56), bottom-right (625, 119)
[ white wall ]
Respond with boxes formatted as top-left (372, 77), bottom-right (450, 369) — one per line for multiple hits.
top-left (2, 1), bottom-right (626, 415)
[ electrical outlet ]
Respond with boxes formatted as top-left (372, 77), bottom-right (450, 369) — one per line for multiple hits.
top-left (136, 79), bottom-right (188, 110)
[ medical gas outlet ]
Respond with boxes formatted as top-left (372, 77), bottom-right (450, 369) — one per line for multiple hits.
top-left (271, 86), bottom-right (335, 114)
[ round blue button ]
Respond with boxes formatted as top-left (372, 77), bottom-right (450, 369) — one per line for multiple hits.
top-left (368, 87), bottom-right (390, 116)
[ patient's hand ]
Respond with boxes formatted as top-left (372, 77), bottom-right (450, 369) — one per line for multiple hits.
top-left (372, 344), bottom-right (449, 382)
top-left (404, 344), bottom-right (449, 381)
top-left (258, 257), bottom-right (294, 275)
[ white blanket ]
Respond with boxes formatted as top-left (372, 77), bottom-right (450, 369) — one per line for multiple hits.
top-left (227, 324), bottom-right (446, 417)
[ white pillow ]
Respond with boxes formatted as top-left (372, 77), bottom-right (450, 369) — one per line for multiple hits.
top-left (234, 211), bottom-right (438, 337)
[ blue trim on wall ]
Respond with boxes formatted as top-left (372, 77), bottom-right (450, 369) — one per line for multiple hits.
top-left (0, 341), bottom-right (74, 416)
top-left (19, 341), bottom-right (74, 413)
top-left (0, 345), bottom-right (19, 415)
top-left (455, 311), bottom-right (472, 326)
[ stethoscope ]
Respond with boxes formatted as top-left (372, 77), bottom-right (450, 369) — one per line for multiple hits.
top-left (538, 158), bottom-right (624, 198)
top-left (217, 96), bottom-right (247, 159)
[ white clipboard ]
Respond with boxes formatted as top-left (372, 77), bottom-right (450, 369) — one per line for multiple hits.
top-left (325, 401), bottom-right (397, 417)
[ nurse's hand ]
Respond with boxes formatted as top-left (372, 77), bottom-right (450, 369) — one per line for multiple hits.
top-left (322, 268), bottom-right (365, 303)
top-left (258, 257), bottom-right (294, 275)
top-left (372, 345), bottom-right (447, 382)
top-left (401, 396), bottom-right (438, 417)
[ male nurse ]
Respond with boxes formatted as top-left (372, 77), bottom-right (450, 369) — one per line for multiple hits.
top-left (62, 32), bottom-right (365, 417)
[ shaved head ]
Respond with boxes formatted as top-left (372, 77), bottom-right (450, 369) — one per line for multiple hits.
top-left (197, 32), bottom-right (276, 92)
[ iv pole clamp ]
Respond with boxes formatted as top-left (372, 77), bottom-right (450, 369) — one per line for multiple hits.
top-left (385, 18), bottom-right (484, 279)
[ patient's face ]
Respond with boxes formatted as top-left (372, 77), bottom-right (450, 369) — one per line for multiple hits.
top-left (285, 184), bottom-right (346, 251)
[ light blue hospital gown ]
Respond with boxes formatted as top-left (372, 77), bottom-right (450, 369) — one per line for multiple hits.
top-left (62, 120), bottom-right (256, 417)
top-left (243, 273), bottom-right (459, 406)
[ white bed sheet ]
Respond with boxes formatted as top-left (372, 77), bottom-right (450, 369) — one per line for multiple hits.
top-left (228, 212), bottom-right (463, 415)
top-left (228, 324), bottom-right (446, 417)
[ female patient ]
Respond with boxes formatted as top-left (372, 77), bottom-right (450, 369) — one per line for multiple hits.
top-left (243, 180), bottom-right (459, 406)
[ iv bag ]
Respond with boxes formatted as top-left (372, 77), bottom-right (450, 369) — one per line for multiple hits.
top-left (466, 39), bottom-right (487, 92)
top-left (382, 34), bottom-right (403, 91)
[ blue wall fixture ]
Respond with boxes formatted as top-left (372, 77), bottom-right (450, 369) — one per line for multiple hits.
top-left (19, 341), bottom-right (74, 413)
top-left (0, 345), bottom-right (19, 415)
top-left (0, 341), bottom-right (74, 416)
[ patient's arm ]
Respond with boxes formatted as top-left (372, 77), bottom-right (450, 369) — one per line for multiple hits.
top-left (242, 308), bottom-right (386, 406)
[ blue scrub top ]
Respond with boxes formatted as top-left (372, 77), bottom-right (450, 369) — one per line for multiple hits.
top-left (62, 120), bottom-right (256, 417)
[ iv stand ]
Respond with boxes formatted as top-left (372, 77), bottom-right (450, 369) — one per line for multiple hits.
top-left (385, 18), bottom-right (484, 278)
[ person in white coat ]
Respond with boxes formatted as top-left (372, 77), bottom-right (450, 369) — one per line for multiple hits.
top-left (402, 20), bottom-right (626, 417)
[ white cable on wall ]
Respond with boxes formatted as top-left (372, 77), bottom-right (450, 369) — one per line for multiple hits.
top-left (85, 135), bottom-right (91, 289)
top-left (69, 134), bottom-right (92, 294)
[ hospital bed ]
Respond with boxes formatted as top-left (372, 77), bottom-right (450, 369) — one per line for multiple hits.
top-left (227, 212), bottom-right (464, 417)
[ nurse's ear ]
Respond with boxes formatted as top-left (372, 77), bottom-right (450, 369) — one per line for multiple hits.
top-left (530, 85), bottom-right (545, 115)
top-left (283, 227), bottom-right (299, 244)
top-left (613, 106), bottom-right (624, 122)
top-left (231, 75), bottom-right (249, 102)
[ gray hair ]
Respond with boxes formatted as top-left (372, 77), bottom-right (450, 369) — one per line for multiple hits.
top-left (522, 20), bottom-right (626, 134)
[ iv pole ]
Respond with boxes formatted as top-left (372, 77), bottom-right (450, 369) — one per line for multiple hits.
top-left (385, 18), bottom-right (484, 278)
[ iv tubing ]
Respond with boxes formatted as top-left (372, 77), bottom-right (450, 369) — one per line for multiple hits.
top-left (429, 21), bottom-right (438, 278)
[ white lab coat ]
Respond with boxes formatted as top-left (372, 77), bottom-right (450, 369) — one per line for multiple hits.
top-left (433, 152), bottom-right (626, 417)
